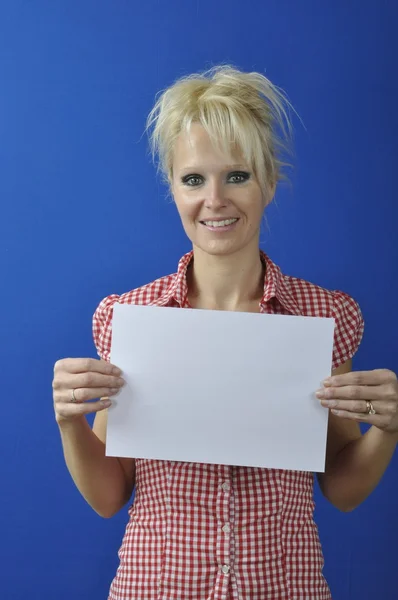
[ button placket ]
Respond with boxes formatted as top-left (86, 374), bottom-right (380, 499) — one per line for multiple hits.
top-left (163, 462), bottom-right (174, 548)
top-left (215, 465), bottom-right (233, 591)
top-left (166, 462), bottom-right (173, 516)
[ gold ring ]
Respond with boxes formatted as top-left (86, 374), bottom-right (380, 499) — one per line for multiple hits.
top-left (71, 388), bottom-right (78, 403)
top-left (366, 401), bottom-right (376, 415)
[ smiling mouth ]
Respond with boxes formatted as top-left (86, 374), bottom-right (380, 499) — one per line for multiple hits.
top-left (200, 218), bottom-right (239, 228)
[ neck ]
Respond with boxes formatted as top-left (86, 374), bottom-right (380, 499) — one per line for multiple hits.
top-left (187, 243), bottom-right (265, 311)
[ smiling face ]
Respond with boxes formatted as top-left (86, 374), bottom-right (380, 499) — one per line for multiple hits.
top-left (171, 123), bottom-right (271, 257)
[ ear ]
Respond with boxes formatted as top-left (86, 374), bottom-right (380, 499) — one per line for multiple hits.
top-left (168, 170), bottom-right (174, 193)
top-left (167, 173), bottom-right (176, 205)
top-left (263, 181), bottom-right (276, 208)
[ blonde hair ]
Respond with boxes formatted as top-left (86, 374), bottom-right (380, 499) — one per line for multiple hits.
top-left (146, 64), bottom-right (298, 200)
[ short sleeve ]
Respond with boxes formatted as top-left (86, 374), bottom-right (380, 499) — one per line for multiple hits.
top-left (92, 294), bottom-right (120, 362)
top-left (331, 291), bottom-right (364, 370)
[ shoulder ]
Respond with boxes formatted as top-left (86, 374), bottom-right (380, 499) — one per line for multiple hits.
top-left (281, 273), bottom-right (364, 370)
top-left (282, 272), bottom-right (360, 319)
top-left (92, 272), bottom-right (176, 362)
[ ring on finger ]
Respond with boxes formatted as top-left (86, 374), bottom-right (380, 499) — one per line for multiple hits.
top-left (366, 400), bottom-right (376, 415)
top-left (71, 388), bottom-right (79, 403)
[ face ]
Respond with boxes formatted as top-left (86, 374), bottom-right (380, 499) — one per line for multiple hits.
top-left (171, 123), bottom-right (271, 257)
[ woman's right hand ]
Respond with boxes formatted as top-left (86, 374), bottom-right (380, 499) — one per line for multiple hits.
top-left (52, 358), bottom-right (125, 424)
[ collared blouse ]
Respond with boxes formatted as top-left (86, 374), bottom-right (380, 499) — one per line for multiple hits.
top-left (93, 251), bottom-right (364, 600)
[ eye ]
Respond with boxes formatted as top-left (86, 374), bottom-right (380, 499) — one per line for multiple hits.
top-left (228, 171), bottom-right (251, 183)
top-left (180, 170), bottom-right (251, 187)
top-left (181, 174), bottom-right (203, 187)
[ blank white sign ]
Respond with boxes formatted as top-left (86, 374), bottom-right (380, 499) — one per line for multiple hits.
top-left (106, 303), bottom-right (334, 472)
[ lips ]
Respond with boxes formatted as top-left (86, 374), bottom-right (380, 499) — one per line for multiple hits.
top-left (200, 218), bottom-right (239, 228)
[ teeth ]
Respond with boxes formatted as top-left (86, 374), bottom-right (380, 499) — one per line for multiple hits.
top-left (203, 218), bottom-right (238, 228)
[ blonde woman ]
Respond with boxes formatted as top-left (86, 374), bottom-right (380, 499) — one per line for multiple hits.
top-left (53, 65), bottom-right (398, 600)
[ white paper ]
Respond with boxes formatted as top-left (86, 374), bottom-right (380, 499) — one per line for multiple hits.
top-left (106, 303), bottom-right (335, 472)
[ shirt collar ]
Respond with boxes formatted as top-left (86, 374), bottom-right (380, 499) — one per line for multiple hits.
top-left (161, 250), bottom-right (302, 316)
top-left (259, 251), bottom-right (302, 316)
top-left (156, 252), bottom-right (191, 308)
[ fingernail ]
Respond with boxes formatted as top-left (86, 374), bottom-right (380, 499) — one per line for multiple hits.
top-left (322, 400), bottom-right (337, 408)
top-left (316, 389), bottom-right (325, 398)
top-left (112, 368), bottom-right (122, 375)
top-left (101, 399), bottom-right (112, 407)
top-left (323, 378), bottom-right (332, 386)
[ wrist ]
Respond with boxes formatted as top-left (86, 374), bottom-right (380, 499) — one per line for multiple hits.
top-left (56, 413), bottom-right (87, 431)
top-left (371, 425), bottom-right (398, 445)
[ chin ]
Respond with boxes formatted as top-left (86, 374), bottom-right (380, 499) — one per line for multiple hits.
top-left (194, 240), bottom-right (244, 257)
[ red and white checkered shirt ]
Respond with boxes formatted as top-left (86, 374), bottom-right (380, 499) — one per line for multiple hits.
top-left (93, 251), bottom-right (364, 600)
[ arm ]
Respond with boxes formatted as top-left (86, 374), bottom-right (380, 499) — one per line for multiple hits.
top-left (317, 360), bottom-right (397, 512)
top-left (59, 414), bottom-right (135, 518)
top-left (54, 358), bottom-right (135, 518)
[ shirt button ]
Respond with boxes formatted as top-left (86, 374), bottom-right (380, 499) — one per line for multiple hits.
top-left (221, 564), bottom-right (230, 575)
top-left (222, 482), bottom-right (230, 492)
top-left (222, 523), bottom-right (230, 534)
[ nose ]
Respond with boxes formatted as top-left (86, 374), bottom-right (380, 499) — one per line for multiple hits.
top-left (204, 179), bottom-right (228, 210)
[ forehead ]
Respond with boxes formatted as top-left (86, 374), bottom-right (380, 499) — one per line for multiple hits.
top-left (172, 123), bottom-right (246, 171)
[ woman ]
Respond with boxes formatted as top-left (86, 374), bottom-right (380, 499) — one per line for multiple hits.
top-left (53, 65), bottom-right (398, 600)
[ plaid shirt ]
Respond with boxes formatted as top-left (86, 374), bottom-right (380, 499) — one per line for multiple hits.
top-left (93, 251), bottom-right (364, 600)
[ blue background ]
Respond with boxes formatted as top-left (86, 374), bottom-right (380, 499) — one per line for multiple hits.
top-left (1, 1), bottom-right (397, 598)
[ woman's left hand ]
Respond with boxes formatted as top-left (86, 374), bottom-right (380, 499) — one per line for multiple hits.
top-left (316, 369), bottom-right (398, 434)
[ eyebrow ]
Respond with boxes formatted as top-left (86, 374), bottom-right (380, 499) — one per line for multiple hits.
top-left (178, 164), bottom-right (248, 173)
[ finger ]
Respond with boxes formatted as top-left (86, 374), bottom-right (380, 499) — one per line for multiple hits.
top-left (55, 358), bottom-right (122, 376)
top-left (324, 369), bottom-right (396, 388)
top-left (317, 385), bottom-right (386, 402)
top-left (53, 371), bottom-right (124, 392)
top-left (320, 399), bottom-right (369, 413)
top-left (56, 398), bottom-right (112, 419)
top-left (320, 398), bottom-right (394, 417)
top-left (58, 386), bottom-right (123, 404)
top-left (320, 399), bottom-right (392, 414)
top-left (328, 408), bottom-right (389, 427)
top-left (73, 372), bottom-right (125, 391)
